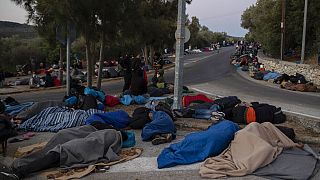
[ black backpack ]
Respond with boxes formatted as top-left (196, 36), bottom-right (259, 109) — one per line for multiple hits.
top-left (129, 107), bottom-right (151, 129)
top-left (78, 95), bottom-right (98, 110)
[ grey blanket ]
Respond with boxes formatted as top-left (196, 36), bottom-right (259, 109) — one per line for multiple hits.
top-left (16, 101), bottom-right (65, 120)
top-left (13, 125), bottom-right (122, 169)
top-left (253, 145), bottom-right (319, 180)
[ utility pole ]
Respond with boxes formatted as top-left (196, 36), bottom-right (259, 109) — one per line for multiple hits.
top-left (280, 0), bottom-right (286, 62)
top-left (66, 24), bottom-right (71, 96)
top-left (173, 0), bottom-right (186, 109)
top-left (301, 0), bottom-right (308, 64)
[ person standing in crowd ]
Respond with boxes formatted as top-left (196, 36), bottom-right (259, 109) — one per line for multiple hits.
top-left (119, 54), bottom-right (132, 92)
top-left (44, 71), bottom-right (54, 88)
top-left (130, 55), bottom-right (147, 96)
top-left (153, 52), bottom-right (164, 70)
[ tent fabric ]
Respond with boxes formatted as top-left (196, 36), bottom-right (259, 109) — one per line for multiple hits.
top-left (157, 120), bottom-right (240, 169)
top-left (199, 122), bottom-right (297, 179)
top-left (141, 111), bottom-right (176, 141)
top-left (19, 107), bottom-right (102, 132)
top-left (85, 110), bottom-right (131, 129)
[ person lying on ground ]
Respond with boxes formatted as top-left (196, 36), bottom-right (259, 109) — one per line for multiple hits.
top-left (141, 111), bottom-right (176, 145)
top-left (0, 123), bottom-right (128, 180)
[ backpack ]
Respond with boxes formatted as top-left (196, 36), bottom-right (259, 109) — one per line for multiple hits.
top-left (79, 95), bottom-right (98, 110)
top-left (129, 107), bottom-right (151, 129)
top-left (155, 102), bottom-right (175, 121)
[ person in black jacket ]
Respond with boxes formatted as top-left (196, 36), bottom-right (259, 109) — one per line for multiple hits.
top-left (119, 55), bottom-right (132, 92)
top-left (130, 56), bottom-right (147, 96)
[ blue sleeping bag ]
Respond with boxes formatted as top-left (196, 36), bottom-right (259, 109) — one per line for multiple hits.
top-left (157, 120), bottom-right (240, 169)
top-left (263, 72), bottom-right (281, 81)
top-left (85, 110), bottom-right (131, 129)
top-left (141, 111), bottom-right (176, 141)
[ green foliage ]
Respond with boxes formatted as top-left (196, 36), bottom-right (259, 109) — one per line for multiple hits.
top-left (241, 0), bottom-right (320, 59)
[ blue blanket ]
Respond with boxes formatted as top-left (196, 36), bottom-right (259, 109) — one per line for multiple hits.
top-left (141, 111), bottom-right (176, 141)
top-left (19, 106), bottom-right (102, 132)
top-left (85, 110), bottom-right (131, 129)
top-left (157, 120), bottom-right (240, 169)
top-left (5, 102), bottom-right (34, 116)
top-left (263, 72), bottom-right (281, 81)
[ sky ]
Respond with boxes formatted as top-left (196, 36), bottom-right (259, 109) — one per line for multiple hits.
top-left (0, 0), bottom-right (257, 37)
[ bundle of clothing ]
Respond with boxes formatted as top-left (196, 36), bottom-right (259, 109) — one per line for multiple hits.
top-left (64, 87), bottom-right (120, 109)
top-left (275, 73), bottom-right (318, 92)
top-left (174, 95), bottom-right (286, 125)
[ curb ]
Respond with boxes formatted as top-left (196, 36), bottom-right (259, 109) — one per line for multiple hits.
top-left (284, 110), bottom-right (320, 134)
top-left (0, 64), bottom-right (176, 96)
top-left (188, 88), bottom-right (320, 144)
top-left (235, 68), bottom-right (320, 98)
top-left (174, 118), bottom-right (320, 145)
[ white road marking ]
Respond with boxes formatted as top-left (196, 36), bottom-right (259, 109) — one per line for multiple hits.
top-left (109, 157), bottom-right (201, 173)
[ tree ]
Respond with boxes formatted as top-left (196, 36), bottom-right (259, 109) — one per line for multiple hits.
top-left (241, 0), bottom-right (320, 61)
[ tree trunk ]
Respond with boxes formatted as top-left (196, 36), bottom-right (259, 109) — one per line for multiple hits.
top-left (149, 45), bottom-right (154, 67)
top-left (144, 45), bottom-right (148, 66)
top-left (86, 39), bottom-right (93, 87)
top-left (97, 33), bottom-right (105, 90)
top-left (59, 46), bottom-right (63, 81)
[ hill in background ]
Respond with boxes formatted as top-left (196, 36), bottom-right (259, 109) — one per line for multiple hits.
top-left (0, 21), bottom-right (37, 38)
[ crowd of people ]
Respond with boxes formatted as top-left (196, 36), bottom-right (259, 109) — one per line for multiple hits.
top-left (0, 50), bottom-right (318, 180)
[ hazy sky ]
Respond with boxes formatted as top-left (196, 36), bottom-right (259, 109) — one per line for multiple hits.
top-left (0, 0), bottom-right (257, 37)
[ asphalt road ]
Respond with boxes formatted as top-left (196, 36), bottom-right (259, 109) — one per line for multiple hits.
top-left (7, 47), bottom-right (320, 116)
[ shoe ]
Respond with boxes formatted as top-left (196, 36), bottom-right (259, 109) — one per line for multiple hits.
top-left (152, 134), bottom-right (172, 145)
top-left (162, 133), bottom-right (172, 143)
top-left (211, 112), bottom-right (225, 120)
top-left (152, 135), bottom-right (166, 145)
top-left (172, 109), bottom-right (183, 118)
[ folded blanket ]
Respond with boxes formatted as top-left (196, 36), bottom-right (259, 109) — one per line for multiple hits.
top-left (157, 120), bottom-right (240, 169)
top-left (199, 122), bottom-right (297, 179)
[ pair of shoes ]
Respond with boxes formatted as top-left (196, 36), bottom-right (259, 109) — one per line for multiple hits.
top-left (151, 134), bottom-right (172, 145)
top-left (0, 163), bottom-right (19, 180)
